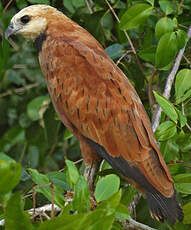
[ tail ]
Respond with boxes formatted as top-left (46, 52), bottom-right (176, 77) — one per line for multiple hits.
top-left (146, 190), bottom-right (184, 226)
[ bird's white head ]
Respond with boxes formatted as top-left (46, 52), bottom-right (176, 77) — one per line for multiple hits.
top-left (5, 5), bottom-right (58, 41)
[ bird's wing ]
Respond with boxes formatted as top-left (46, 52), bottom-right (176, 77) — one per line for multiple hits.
top-left (39, 33), bottom-right (173, 198)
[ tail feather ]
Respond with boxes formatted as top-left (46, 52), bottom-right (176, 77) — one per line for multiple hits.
top-left (146, 190), bottom-right (183, 226)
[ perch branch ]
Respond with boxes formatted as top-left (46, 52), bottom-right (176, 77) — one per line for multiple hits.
top-left (122, 217), bottom-right (157, 230)
top-left (152, 24), bottom-right (191, 132)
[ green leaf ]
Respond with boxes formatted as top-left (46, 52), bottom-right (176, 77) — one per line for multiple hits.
top-left (177, 133), bottom-right (191, 153)
top-left (111, 222), bottom-right (124, 230)
top-left (78, 210), bottom-right (115, 230)
top-left (16, 0), bottom-right (27, 9)
top-left (37, 212), bottom-right (85, 230)
top-left (5, 192), bottom-right (32, 230)
top-left (175, 183), bottom-right (191, 194)
top-left (138, 46), bottom-right (156, 62)
top-left (28, 169), bottom-right (65, 207)
top-left (155, 17), bottom-right (175, 40)
top-left (176, 29), bottom-right (188, 49)
top-left (0, 160), bottom-right (22, 194)
top-left (73, 175), bottom-right (91, 213)
top-left (175, 69), bottom-right (191, 100)
top-left (0, 126), bottom-right (25, 152)
top-left (97, 190), bottom-right (122, 214)
top-left (183, 202), bottom-right (191, 224)
top-left (176, 89), bottom-right (191, 104)
top-left (72, 0), bottom-right (85, 8)
top-left (105, 44), bottom-right (125, 60)
top-left (63, 0), bottom-right (75, 14)
top-left (168, 163), bottom-right (185, 176)
top-left (66, 160), bottom-right (79, 185)
top-left (27, 145), bottom-right (39, 168)
top-left (27, 96), bottom-right (49, 121)
top-left (115, 203), bottom-right (130, 221)
top-left (174, 174), bottom-right (191, 183)
top-left (155, 121), bottom-right (177, 141)
top-left (95, 174), bottom-right (120, 202)
top-left (0, 152), bottom-right (16, 163)
top-left (159, 0), bottom-right (175, 15)
top-left (47, 171), bottom-right (70, 191)
top-left (153, 91), bottom-right (178, 123)
top-left (144, 0), bottom-right (154, 6)
top-left (176, 109), bottom-right (187, 128)
top-left (155, 32), bottom-right (178, 68)
top-left (160, 139), bottom-right (179, 162)
top-left (119, 4), bottom-right (153, 30)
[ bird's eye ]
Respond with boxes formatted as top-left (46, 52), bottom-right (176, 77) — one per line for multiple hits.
top-left (20, 15), bottom-right (30, 24)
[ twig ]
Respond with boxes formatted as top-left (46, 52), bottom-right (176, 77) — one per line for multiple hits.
top-left (32, 187), bottom-right (37, 219)
top-left (50, 183), bottom-right (55, 218)
top-left (3, 0), bottom-right (14, 13)
top-left (116, 50), bottom-right (132, 65)
top-left (148, 68), bottom-right (158, 109)
top-left (104, 0), bottom-right (147, 81)
top-left (0, 82), bottom-right (40, 99)
top-left (152, 24), bottom-right (191, 132)
top-left (183, 55), bottom-right (191, 67)
top-left (85, 0), bottom-right (93, 14)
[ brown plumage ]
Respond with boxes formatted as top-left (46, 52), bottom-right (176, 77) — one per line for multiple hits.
top-left (5, 5), bottom-right (183, 225)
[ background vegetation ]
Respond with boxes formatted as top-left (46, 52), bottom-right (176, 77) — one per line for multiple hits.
top-left (0, 0), bottom-right (191, 229)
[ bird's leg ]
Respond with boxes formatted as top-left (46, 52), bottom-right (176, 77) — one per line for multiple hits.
top-left (84, 159), bottom-right (101, 193)
top-left (80, 140), bottom-right (102, 193)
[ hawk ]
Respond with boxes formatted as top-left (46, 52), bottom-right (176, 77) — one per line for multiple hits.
top-left (5, 5), bottom-right (183, 225)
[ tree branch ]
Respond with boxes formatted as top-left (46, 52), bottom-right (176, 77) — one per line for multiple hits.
top-left (122, 217), bottom-right (157, 230)
top-left (0, 82), bottom-right (40, 99)
top-left (85, 0), bottom-right (93, 14)
top-left (152, 24), bottom-right (191, 132)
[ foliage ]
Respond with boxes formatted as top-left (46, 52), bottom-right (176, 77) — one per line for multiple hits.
top-left (0, 0), bottom-right (191, 229)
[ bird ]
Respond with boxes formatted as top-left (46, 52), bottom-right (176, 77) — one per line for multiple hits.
top-left (5, 5), bottom-right (183, 226)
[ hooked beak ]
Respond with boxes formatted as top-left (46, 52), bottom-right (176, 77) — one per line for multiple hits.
top-left (5, 23), bottom-right (20, 40)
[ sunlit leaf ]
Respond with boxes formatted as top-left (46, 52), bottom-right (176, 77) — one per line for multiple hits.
top-left (95, 174), bottom-right (120, 202)
top-left (119, 4), bottom-right (153, 30)
top-left (66, 160), bottom-right (79, 185)
top-left (73, 175), bottom-right (91, 213)
top-left (175, 69), bottom-right (191, 100)
top-left (155, 32), bottom-right (178, 68)
top-left (27, 96), bottom-right (49, 121)
top-left (5, 192), bottom-right (32, 230)
top-left (0, 160), bottom-right (22, 194)
top-left (28, 169), bottom-right (65, 207)
top-left (183, 202), bottom-right (191, 224)
top-left (159, 0), bottom-right (175, 15)
top-left (153, 91), bottom-right (178, 123)
top-left (155, 121), bottom-right (177, 141)
top-left (155, 17), bottom-right (175, 40)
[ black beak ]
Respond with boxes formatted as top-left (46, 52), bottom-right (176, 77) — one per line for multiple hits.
top-left (5, 23), bottom-right (15, 40)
